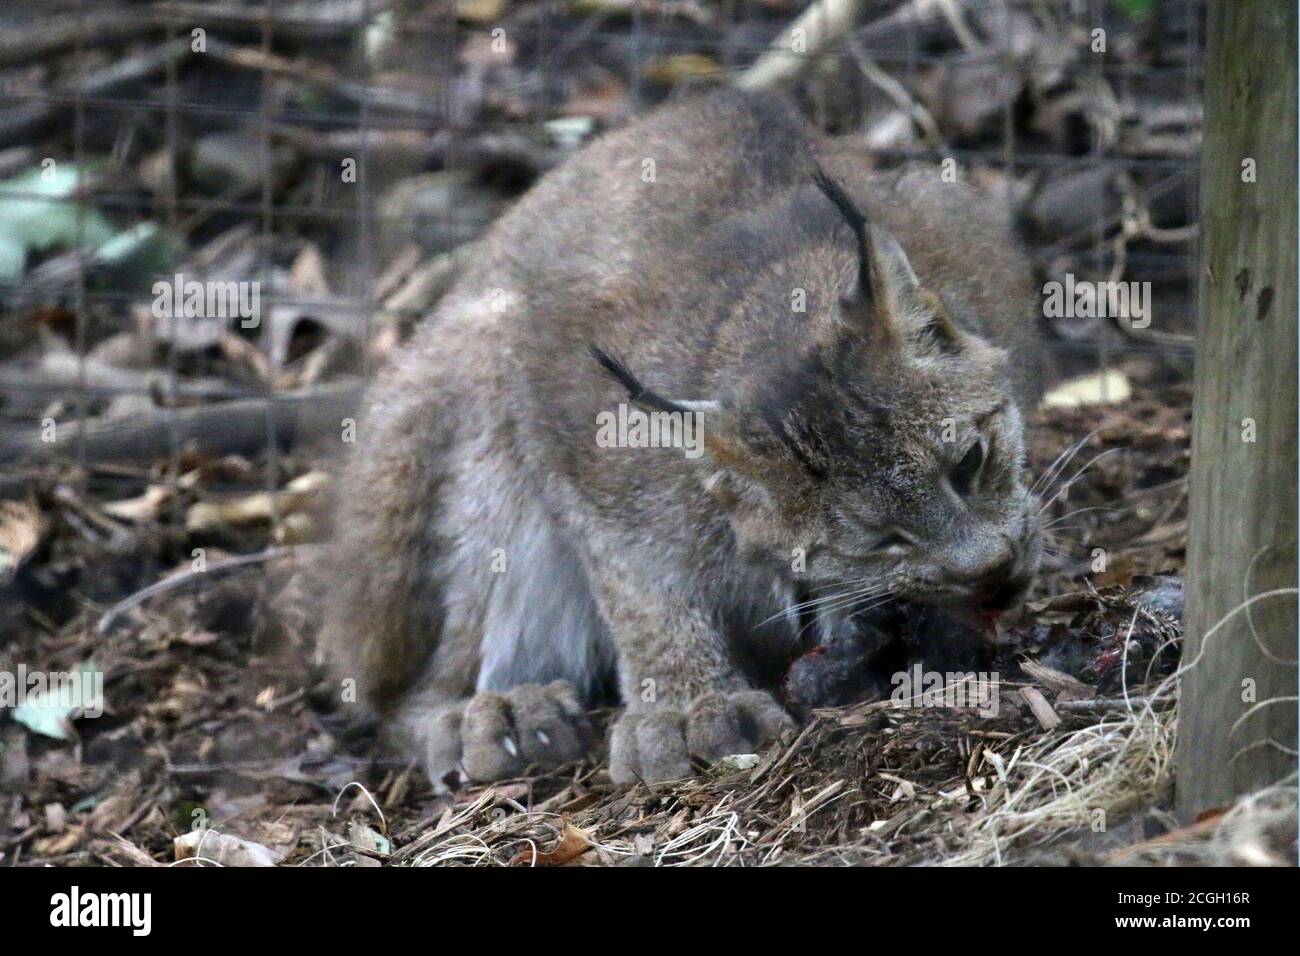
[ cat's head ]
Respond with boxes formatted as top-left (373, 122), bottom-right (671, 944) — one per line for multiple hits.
top-left (594, 171), bottom-right (1041, 623)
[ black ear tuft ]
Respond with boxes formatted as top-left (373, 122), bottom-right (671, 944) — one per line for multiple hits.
top-left (588, 344), bottom-right (638, 392)
top-left (812, 167), bottom-right (871, 301)
top-left (589, 344), bottom-right (690, 414)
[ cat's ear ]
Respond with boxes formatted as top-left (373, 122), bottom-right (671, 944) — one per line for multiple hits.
top-left (894, 287), bottom-right (974, 358)
top-left (812, 169), bottom-right (970, 358)
top-left (812, 169), bottom-right (898, 346)
top-left (863, 226), bottom-right (919, 322)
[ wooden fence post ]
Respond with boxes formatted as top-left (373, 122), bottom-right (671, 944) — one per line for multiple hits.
top-left (1174, 0), bottom-right (1298, 821)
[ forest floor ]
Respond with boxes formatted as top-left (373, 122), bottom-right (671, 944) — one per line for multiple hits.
top-left (8, 367), bottom-right (1254, 867)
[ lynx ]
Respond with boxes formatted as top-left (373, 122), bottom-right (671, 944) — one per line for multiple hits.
top-left (318, 90), bottom-right (1046, 788)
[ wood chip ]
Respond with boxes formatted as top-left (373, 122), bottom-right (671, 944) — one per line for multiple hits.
top-left (1021, 659), bottom-right (1096, 700)
top-left (1020, 686), bottom-right (1062, 731)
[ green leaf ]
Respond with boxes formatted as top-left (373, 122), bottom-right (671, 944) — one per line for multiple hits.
top-left (12, 661), bottom-right (101, 741)
top-left (0, 235), bottom-right (25, 283)
top-left (0, 165), bottom-right (114, 254)
top-left (90, 221), bottom-right (182, 288)
top-left (1111, 0), bottom-right (1159, 21)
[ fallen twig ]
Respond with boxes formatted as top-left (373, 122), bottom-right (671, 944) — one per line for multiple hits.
top-left (95, 545), bottom-right (296, 636)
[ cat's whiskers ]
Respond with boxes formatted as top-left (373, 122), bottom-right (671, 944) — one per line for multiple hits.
top-left (1037, 447), bottom-right (1124, 515)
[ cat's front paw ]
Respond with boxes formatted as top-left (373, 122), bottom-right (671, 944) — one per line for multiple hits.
top-left (413, 680), bottom-right (595, 791)
top-left (608, 690), bottom-right (795, 784)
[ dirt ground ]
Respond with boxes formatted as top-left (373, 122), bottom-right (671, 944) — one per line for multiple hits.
top-left (2, 365), bottom-right (1209, 866)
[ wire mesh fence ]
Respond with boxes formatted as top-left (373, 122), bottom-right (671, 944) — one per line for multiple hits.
top-left (0, 0), bottom-right (1202, 509)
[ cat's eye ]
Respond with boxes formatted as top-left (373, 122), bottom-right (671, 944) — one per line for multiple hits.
top-left (872, 530), bottom-right (911, 553)
top-left (951, 439), bottom-right (985, 497)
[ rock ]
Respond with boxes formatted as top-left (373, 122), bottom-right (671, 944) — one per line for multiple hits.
top-left (379, 170), bottom-right (502, 254)
top-left (189, 133), bottom-right (294, 195)
top-left (174, 829), bottom-right (285, 866)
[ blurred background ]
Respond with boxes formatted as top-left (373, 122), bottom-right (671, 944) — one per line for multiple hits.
top-left (0, 0), bottom-right (1201, 428)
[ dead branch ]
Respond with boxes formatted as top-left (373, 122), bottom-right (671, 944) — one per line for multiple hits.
top-left (0, 9), bottom-right (151, 68)
top-left (0, 380), bottom-right (363, 466)
top-left (0, 39), bottom-right (193, 149)
top-left (96, 545), bottom-right (299, 636)
top-left (736, 0), bottom-right (868, 91)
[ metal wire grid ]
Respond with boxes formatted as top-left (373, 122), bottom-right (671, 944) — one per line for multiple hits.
top-left (0, 0), bottom-right (1203, 502)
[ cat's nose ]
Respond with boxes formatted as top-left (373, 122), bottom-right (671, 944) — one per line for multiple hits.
top-left (971, 534), bottom-right (1029, 609)
top-left (974, 549), bottom-right (1017, 586)
top-left (941, 533), bottom-right (1024, 599)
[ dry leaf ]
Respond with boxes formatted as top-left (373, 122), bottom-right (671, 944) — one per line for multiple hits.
top-left (456, 0), bottom-right (508, 24)
top-left (1021, 659), bottom-right (1095, 699)
top-left (0, 499), bottom-right (45, 584)
top-left (174, 829), bottom-right (284, 866)
top-left (186, 470), bottom-right (328, 532)
top-left (289, 244), bottom-right (330, 297)
top-left (1042, 369), bottom-right (1132, 408)
top-left (102, 485), bottom-right (173, 523)
top-left (511, 822), bottom-right (591, 866)
top-left (644, 53), bottom-right (722, 85)
top-left (347, 821), bottom-right (391, 856)
top-left (1020, 686), bottom-right (1062, 730)
top-left (35, 827), bottom-right (84, 856)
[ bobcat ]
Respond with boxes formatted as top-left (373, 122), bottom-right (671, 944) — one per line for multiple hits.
top-left (318, 89), bottom-right (1046, 788)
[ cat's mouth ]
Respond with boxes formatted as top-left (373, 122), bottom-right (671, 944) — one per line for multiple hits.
top-left (910, 578), bottom-right (1031, 641)
top-left (942, 603), bottom-right (1003, 642)
top-left (946, 585), bottom-right (1030, 639)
